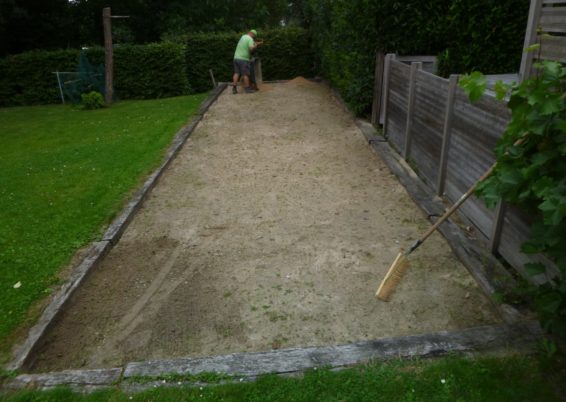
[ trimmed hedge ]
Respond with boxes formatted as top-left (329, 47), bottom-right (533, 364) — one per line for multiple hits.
top-left (304, 0), bottom-right (529, 116)
top-left (0, 49), bottom-right (80, 106)
top-left (0, 43), bottom-right (189, 107)
top-left (115, 43), bottom-right (190, 99)
top-left (0, 28), bottom-right (313, 106)
top-left (185, 27), bottom-right (315, 93)
top-left (436, 0), bottom-right (530, 77)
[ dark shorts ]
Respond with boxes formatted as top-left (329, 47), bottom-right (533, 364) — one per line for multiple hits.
top-left (233, 59), bottom-right (250, 76)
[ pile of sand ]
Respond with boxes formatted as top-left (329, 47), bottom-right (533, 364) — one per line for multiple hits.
top-left (286, 76), bottom-right (314, 86)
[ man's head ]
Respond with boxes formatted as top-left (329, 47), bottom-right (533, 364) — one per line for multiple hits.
top-left (249, 29), bottom-right (258, 38)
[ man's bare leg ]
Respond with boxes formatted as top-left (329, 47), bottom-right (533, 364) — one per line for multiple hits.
top-left (232, 73), bottom-right (240, 93)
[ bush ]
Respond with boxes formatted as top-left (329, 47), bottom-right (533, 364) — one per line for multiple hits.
top-left (114, 42), bottom-right (190, 99)
top-left (436, 0), bottom-right (529, 77)
top-left (0, 49), bottom-right (80, 107)
top-left (81, 91), bottom-right (105, 109)
top-left (0, 43), bottom-right (189, 107)
top-left (185, 27), bottom-right (315, 93)
top-left (303, 0), bottom-right (529, 116)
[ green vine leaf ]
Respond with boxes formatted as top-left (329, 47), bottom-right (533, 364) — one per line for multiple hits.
top-left (525, 263), bottom-right (546, 277)
top-left (459, 71), bottom-right (487, 102)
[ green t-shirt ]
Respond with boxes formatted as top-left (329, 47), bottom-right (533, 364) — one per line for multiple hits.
top-left (234, 34), bottom-right (254, 61)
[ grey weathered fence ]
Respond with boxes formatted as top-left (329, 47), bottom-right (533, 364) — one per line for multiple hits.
top-left (378, 54), bottom-right (559, 284)
top-left (521, 0), bottom-right (566, 80)
top-left (370, 0), bottom-right (565, 284)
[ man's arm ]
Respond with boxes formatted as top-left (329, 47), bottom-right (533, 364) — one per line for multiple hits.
top-left (250, 40), bottom-right (263, 52)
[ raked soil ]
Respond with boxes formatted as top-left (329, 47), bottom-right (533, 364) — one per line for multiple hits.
top-left (32, 79), bottom-right (500, 372)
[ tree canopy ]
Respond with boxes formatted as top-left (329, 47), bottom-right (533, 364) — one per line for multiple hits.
top-left (0, 0), bottom-right (307, 55)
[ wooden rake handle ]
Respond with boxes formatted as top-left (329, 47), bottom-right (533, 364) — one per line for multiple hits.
top-left (407, 163), bottom-right (497, 255)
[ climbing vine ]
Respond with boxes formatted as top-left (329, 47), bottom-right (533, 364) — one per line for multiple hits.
top-left (461, 61), bottom-right (566, 338)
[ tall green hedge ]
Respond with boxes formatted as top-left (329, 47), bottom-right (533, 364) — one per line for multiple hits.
top-left (185, 27), bottom-right (315, 93)
top-left (0, 43), bottom-right (189, 107)
top-left (0, 28), bottom-right (313, 106)
top-left (0, 49), bottom-right (80, 106)
top-left (304, 0), bottom-right (529, 116)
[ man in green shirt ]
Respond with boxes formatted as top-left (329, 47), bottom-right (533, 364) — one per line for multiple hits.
top-left (232, 29), bottom-right (262, 94)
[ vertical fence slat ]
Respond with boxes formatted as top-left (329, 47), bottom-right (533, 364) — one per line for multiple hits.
top-left (371, 52), bottom-right (385, 126)
top-left (520, 0), bottom-right (544, 81)
top-left (403, 62), bottom-right (422, 160)
top-left (490, 200), bottom-right (507, 254)
top-left (436, 74), bottom-right (459, 195)
top-left (381, 54), bottom-right (395, 131)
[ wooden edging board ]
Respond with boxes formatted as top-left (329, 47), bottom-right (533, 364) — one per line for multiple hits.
top-left (2, 81), bottom-right (542, 394)
top-left (5, 84), bottom-right (227, 372)
top-left (3, 321), bottom-right (542, 392)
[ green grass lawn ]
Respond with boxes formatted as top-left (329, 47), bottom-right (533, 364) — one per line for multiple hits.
top-left (1, 354), bottom-right (564, 401)
top-left (0, 95), bottom-right (207, 359)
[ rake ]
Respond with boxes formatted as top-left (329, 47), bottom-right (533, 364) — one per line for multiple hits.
top-left (375, 163), bottom-right (497, 301)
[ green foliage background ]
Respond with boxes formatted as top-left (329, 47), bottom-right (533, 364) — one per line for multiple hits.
top-left (185, 27), bottom-right (314, 93)
top-left (303, 0), bottom-right (529, 116)
top-left (0, 28), bottom-right (313, 106)
top-left (0, 43), bottom-right (189, 107)
top-left (472, 62), bottom-right (566, 337)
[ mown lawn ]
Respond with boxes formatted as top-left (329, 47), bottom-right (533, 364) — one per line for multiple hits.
top-left (1, 354), bottom-right (564, 401)
top-left (0, 95), bottom-right (207, 359)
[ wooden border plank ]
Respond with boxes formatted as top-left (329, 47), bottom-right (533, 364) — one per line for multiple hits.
top-left (124, 322), bottom-right (542, 379)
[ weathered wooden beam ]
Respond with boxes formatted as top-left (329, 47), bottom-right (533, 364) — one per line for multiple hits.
top-left (380, 53), bottom-right (395, 127)
top-left (489, 200), bottom-right (506, 254)
top-left (403, 62), bottom-right (422, 160)
top-left (520, 0), bottom-right (544, 81)
top-left (124, 322), bottom-right (542, 379)
top-left (437, 74), bottom-right (459, 196)
top-left (103, 7), bottom-right (113, 105)
top-left (371, 52), bottom-right (385, 127)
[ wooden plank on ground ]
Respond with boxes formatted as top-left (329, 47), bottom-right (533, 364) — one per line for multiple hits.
top-left (123, 323), bottom-right (542, 379)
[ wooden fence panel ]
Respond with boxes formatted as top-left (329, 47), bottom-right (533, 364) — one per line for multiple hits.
top-left (385, 60), bottom-right (411, 152)
top-left (521, 0), bottom-right (566, 80)
top-left (408, 70), bottom-right (448, 187)
top-left (539, 35), bottom-right (566, 62)
top-left (540, 6), bottom-right (566, 32)
top-left (443, 89), bottom-right (510, 239)
top-left (498, 205), bottom-right (560, 284)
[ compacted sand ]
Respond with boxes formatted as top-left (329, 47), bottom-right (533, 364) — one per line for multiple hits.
top-left (33, 79), bottom-right (499, 371)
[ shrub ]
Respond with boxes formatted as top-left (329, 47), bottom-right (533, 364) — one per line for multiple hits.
top-left (185, 27), bottom-right (315, 93)
top-left (303, 0), bottom-right (529, 116)
top-left (81, 91), bottom-right (105, 109)
top-left (463, 62), bottom-right (566, 338)
top-left (114, 42), bottom-right (190, 99)
top-left (0, 43), bottom-right (189, 107)
top-left (0, 49), bottom-right (80, 107)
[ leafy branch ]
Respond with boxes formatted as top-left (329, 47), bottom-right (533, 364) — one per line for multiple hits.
top-left (460, 61), bottom-right (566, 338)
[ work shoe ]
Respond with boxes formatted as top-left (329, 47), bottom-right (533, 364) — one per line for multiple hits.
top-left (244, 87), bottom-right (256, 93)
top-left (232, 86), bottom-right (237, 94)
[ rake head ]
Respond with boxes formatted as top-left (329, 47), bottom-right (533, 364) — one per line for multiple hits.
top-left (375, 252), bottom-right (410, 301)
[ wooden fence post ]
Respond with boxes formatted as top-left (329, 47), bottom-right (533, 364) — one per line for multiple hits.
top-left (490, 200), bottom-right (507, 254)
top-left (103, 7), bottom-right (113, 106)
top-left (381, 53), bottom-right (395, 130)
top-left (209, 69), bottom-right (217, 88)
top-left (436, 74), bottom-right (459, 195)
top-left (403, 62), bottom-right (422, 160)
top-left (371, 52), bottom-right (385, 126)
top-left (519, 0), bottom-right (543, 82)
top-left (255, 58), bottom-right (263, 86)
